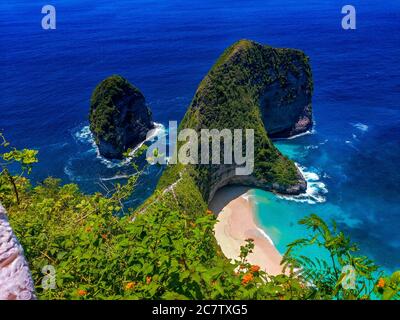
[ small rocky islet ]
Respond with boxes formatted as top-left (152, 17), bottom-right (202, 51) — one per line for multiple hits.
top-left (89, 75), bottom-right (154, 159)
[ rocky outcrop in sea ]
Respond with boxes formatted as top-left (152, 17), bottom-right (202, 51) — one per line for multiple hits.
top-left (89, 75), bottom-right (154, 159)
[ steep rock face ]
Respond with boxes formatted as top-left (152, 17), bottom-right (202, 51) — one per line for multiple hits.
top-left (0, 204), bottom-right (36, 300)
top-left (89, 75), bottom-right (154, 159)
top-left (259, 50), bottom-right (313, 138)
top-left (160, 39), bottom-right (313, 203)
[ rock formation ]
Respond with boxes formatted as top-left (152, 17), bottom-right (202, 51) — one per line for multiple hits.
top-left (176, 40), bottom-right (313, 202)
top-left (259, 50), bottom-right (313, 138)
top-left (89, 75), bottom-right (154, 159)
top-left (0, 204), bottom-right (36, 300)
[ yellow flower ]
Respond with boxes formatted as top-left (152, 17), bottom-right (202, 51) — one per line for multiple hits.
top-left (377, 278), bottom-right (385, 288)
top-left (125, 282), bottom-right (135, 290)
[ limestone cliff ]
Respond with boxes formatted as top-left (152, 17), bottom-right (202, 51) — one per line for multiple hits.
top-left (259, 48), bottom-right (313, 138)
top-left (89, 75), bottom-right (154, 159)
top-left (175, 40), bottom-right (313, 202)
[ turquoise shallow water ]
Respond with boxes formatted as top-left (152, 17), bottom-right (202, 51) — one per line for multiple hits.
top-left (252, 137), bottom-right (397, 274)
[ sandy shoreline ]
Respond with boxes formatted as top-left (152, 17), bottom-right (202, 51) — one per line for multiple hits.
top-left (210, 186), bottom-right (285, 276)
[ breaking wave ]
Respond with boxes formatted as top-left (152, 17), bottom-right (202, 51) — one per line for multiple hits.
top-left (74, 122), bottom-right (165, 169)
top-left (277, 164), bottom-right (328, 204)
top-left (286, 128), bottom-right (315, 140)
top-left (352, 122), bottom-right (369, 132)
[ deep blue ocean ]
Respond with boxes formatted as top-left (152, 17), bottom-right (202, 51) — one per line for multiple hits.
top-left (1, 0), bottom-right (399, 271)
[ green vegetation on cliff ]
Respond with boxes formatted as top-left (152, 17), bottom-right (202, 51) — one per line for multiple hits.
top-left (170, 39), bottom-right (312, 202)
top-left (139, 40), bottom-right (310, 220)
top-left (1, 133), bottom-right (399, 300)
top-left (90, 75), bottom-right (153, 159)
top-left (90, 75), bottom-right (138, 143)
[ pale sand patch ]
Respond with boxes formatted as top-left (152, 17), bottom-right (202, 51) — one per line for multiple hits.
top-left (210, 186), bottom-right (285, 276)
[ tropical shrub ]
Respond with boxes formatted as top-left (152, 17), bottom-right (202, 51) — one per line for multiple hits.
top-left (0, 134), bottom-right (399, 300)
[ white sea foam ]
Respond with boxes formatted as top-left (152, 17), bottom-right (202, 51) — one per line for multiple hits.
top-left (133, 123), bottom-right (166, 152)
top-left (304, 139), bottom-right (328, 151)
top-left (277, 164), bottom-right (328, 205)
top-left (242, 192), bottom-right (275, 246)
top-left (273, 128), bottom-right (316, 141)
top-left (320, 139), bottom-right (328, 145)
top-left (345, 140), bottom-right (360, 151)
top-left (63, 162), bottom-right (84, 182)
top-left (352, 122), bottom-right (369, 132)
top-left (100, 173), bottom-right (138, 181)
top-left (286, 128), bottom-right (315, 140)
top-left (63, 163), bottom-right (74, 180)
top-left (74, 122), bottom-right (165, 169)
top-left (302, 170), bottom-right (319, 182)
top-left (256, 227), bottom-right (275, 246)
top-left (304, 144), bottom-right (319, 150)
top-left (74, 125), bottom-right (94, 144)
top-left (241, 193), bottom-right (253, 202)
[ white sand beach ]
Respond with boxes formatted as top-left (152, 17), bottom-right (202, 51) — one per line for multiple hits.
top-left (210, 186), bottom-right (285, 276)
